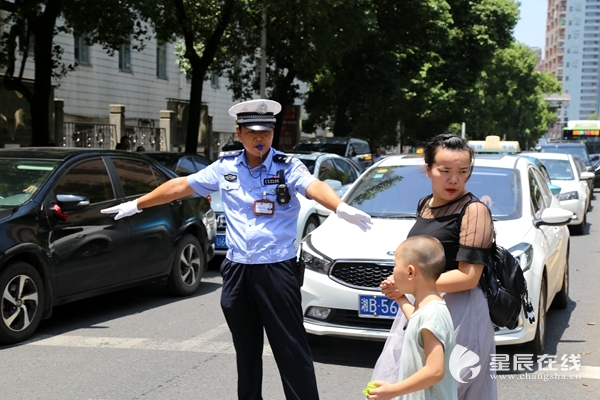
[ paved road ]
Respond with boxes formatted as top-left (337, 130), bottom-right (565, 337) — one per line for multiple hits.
top-left (2, 192), bottom-right (600, 399)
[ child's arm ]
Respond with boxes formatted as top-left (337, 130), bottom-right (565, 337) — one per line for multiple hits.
top-left (396, 294), bottom-right (415, 319)
top-left (367, 329), bottom-right (445, 400)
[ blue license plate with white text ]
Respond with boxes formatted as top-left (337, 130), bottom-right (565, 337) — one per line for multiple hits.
top-left (215, 234), bottom-right (228, 249)
top-left (358, 295), bottom-right (399, 319)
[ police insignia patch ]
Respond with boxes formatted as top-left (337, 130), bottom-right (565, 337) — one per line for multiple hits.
top-left (256, 101), bottom-right (268, 114)
top-left (273, 154), bottom-right (292, 163)
top-left (224, 173), bottom-right (237, 182)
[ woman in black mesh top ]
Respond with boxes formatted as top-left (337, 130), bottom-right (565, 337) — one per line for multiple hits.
top-left (372, 133), bottom-right (497, 399)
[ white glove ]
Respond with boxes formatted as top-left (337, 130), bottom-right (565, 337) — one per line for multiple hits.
top-left (100, 199), bottom-right (142, 220)
top-left (336, 202), bottom-right (372, 232)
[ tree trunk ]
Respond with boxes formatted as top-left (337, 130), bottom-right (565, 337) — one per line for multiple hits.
top-left (174, 0), bottom-right (235, 155)
top-left (271, 68), bottom-right (296, 149)
top-left (31, 0), bottom-right (63, 146)
top-left (184, 62), bottom-right (205, 154)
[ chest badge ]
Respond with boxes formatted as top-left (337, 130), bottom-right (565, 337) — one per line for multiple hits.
top-left (224, 173), bottom-right (237, 182)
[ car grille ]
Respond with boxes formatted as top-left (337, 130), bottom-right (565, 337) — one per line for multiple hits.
top-left (330, 262), bottom-right (394, 290)
top-left (305, 309), bottom-right (394, 331)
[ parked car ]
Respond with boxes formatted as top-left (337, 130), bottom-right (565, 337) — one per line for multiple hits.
top-left (518, 153), bottom-right (563, 196)
top-left (292, 137), bottom-right (372, 170)
top-left (143, 151), bottom-right (212, 176)
top-left (0, 147), bottom-right (216, 344)
top-left (526, 152), bottom-right (594, 235)
top-left (539, 140), bottom-right (597, 172)
top-left (299, 154), bottom-right (572, 354)
top-left (211, 152), bottom-right (363, 255)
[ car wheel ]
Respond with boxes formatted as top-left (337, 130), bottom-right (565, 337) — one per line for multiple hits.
top-left (552, 254), bottom-right (569, 309)
top-left (525, 276), bottom-right (547, 356)
top-left (166, 234), bottom-right (205, 296)
top-left (302, 215), bottom-right (320, 238)
top-left (0, 262), bottom-right (45, 344)
top-left (569, 213), bottom-right (586, 235)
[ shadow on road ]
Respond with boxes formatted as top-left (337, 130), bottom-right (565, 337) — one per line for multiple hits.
top-left (2, 270), bottom-right (224, 349)
top-left (495, 296), bottom-right (577, 373)
top-left (309, 335), bottom-right (385, 369)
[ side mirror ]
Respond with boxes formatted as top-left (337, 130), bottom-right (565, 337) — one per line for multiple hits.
top-left (57, 194), bottom-right (90, 211)
top-left (535, 207), bottom-right (573, 227)
top-left (580, 172), bottom-right (595, 181)
top-left (591, 154), bottom-right (599, 162)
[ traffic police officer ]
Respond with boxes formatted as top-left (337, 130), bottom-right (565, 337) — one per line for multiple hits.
top-left (101, 99), bottom-right (372, 399)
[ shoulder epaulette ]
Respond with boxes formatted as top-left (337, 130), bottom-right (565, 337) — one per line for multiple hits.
top-left (273, 154), bottom-right (292, 163)
top-left (218, 150), bottom-right (243, 158)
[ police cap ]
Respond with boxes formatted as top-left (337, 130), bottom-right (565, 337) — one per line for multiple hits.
top-left (228, 99), bottom-right (282, 131)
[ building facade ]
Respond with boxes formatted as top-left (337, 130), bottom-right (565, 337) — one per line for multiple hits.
top-left (547, 0), bottom-right (600, 127)
top-left (1, 18), bottom-right (305, 155)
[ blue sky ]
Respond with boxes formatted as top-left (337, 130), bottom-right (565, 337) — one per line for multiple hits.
top-left (514, 0), bottom-right (547, 50)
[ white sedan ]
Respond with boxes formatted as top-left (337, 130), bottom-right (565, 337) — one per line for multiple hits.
top-left (299, 155), bottom-right (572, 354)
top-left (525, 152), bottom-right (595, 235)
top-left (212, 152), bottom-right (363, 255)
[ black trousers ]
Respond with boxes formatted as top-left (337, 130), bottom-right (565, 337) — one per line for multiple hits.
top-left (220, 257), bottom-right (319, 400)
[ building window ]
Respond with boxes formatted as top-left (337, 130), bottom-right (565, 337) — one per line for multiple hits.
top-left (74, 36), bottom-right (90, 65)
top-left (119, 42), bottom-right (131, 72)
top-left (210, 71), bottom-right (219, 88)
top-left (156, 42), bottom-right (167, 79)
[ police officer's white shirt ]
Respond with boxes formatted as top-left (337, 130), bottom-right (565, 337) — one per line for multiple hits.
top-left (187, 148), bottom-right (317, 264)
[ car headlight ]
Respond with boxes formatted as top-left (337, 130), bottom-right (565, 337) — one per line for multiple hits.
top-left (300, 243), bottom-right (332, 275)
top-left (508, 243), bottom-right (534, 273)
top-left (557, 191), bottom-right (578, 201)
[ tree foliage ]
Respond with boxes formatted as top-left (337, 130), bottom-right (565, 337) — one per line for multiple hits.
top-left (303, 0), bottom-right (520, 148)
top-left (461, 43), bottom-right (561, 150)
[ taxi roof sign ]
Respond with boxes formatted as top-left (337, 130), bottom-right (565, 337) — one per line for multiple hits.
top-left (468, 135), bottom-right (520, 154)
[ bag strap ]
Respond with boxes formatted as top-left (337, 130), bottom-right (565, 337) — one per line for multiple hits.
top-left (456, 196), bottom-right (496, 288)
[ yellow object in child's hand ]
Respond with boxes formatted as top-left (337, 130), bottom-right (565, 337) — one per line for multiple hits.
top-left (362, 381), bottom-right (378, 396)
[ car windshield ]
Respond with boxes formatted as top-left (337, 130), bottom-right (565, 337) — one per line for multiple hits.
top-left (344, 164), bottom-right (522, 221)
top-left (541, 159), bottom-right (575, 180)
top-left (292, 142), bottom-right (346, 157)
top-left (0, 158), bottom-right (60, 207)
top-left (541, 146), bottom-right (590, 165)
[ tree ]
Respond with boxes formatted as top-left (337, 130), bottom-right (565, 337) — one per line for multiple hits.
top-left (303, 0), bottom-right (519, 148)
top-left (138, 0), bottom-right (236, 154)
top-left (0, 0), bottom-right (149, 146)
top-left (215, 0), bottom-right (370, 148)
top-left (461, 43), bottom-right (561, 149)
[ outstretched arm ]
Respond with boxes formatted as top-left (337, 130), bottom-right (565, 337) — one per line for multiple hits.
top-left (305, 180), bottom-right (372, 231)
top-left (101, 177), bottom-right (196, 220)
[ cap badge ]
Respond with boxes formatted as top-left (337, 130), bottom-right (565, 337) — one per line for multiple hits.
top-left (256, 101), bottom-right (268, 114)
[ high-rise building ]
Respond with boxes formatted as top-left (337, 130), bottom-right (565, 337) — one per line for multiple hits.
top-left (547, 0), bottom-right (600, 125)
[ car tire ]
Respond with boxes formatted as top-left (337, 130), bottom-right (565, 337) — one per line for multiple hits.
top-left (552, 254), bottom-right (569, 309)
top-left (302, 215), bottom-right (320, 238)
top-left (525, 276), bottom-right (547, 356)
top-left (166, 234), bottom-right (205, 296)
top-left (569, 213), bottom-right (586, 235)
top-left (0, 262), bottom-right (45, 345)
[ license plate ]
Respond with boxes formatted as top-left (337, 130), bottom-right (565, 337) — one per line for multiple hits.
top-left (215, 234), bottom-right (228, 249)
top-left (358, 295), bottom-right (399, 319)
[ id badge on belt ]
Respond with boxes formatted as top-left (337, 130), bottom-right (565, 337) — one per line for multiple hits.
top-left (253, 192), bottom-right (274, 216)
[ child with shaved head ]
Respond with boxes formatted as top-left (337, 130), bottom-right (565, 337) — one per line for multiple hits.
top-left (366, 236), bottom-right (457, 400)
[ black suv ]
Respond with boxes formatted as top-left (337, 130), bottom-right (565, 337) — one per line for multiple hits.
top-left (539, 140), bottom-right (599, 172)
top-left (292, 137), bottom-right (372, 170)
